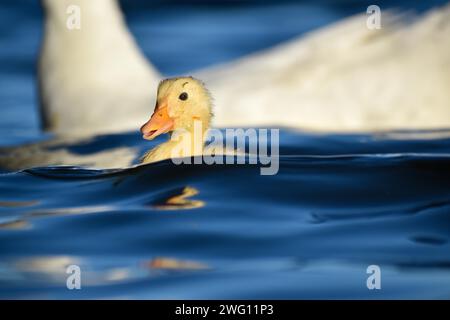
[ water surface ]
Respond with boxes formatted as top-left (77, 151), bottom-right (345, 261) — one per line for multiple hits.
top-left (1, 130), bottom-right (450, 299)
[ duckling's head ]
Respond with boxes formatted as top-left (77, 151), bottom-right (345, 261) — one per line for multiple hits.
top-left (140, 77), bottom-right (212, 140)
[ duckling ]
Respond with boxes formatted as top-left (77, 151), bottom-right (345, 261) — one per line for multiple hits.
top-left (140, 77), bottom-right (213, 164)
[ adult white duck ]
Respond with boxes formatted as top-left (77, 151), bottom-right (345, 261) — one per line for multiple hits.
top-left (39, 0), bottom-right (450, 135)
top-left (39, 0), bottom-right (160, 135)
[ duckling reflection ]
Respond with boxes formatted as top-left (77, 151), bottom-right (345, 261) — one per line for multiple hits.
top-left (152, 186), bottom-right (204, 210)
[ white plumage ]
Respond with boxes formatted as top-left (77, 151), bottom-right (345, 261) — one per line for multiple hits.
top-left (39, 0), bottom-right (450, 134)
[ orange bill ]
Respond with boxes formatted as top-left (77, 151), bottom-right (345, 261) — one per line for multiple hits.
top-left (140, 102), bottom-right (174, 140)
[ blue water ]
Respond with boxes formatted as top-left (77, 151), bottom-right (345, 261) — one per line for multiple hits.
top-left (1, 0), bottom-right (450, 299)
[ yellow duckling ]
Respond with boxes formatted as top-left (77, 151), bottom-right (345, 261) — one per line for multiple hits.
top-left (140, 77), bottom-right (213, 164)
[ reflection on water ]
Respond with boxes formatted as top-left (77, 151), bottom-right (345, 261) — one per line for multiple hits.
top-left (152, 186), bottom-right (205, 210)
top-left (0, 200), bottom-right (39, 208)
top-left (14, 256), bottom-right (77, 274)
top-left (1, 254), bottom-right (209, 291)
top-left (0, 256), bottom-right (79, 286)
top-left (147, 257), bottom-right (209, 271)
top-left (0, 205), bottom-right (116, 230)
top-left (0, 219), bottom-right (30, 230)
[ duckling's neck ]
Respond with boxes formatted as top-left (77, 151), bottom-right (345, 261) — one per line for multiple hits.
top-left (141, 124), bottom-right (209, 164)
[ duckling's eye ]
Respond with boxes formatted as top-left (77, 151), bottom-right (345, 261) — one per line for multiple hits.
top-left (179, 92), bottom-right (188, 101)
